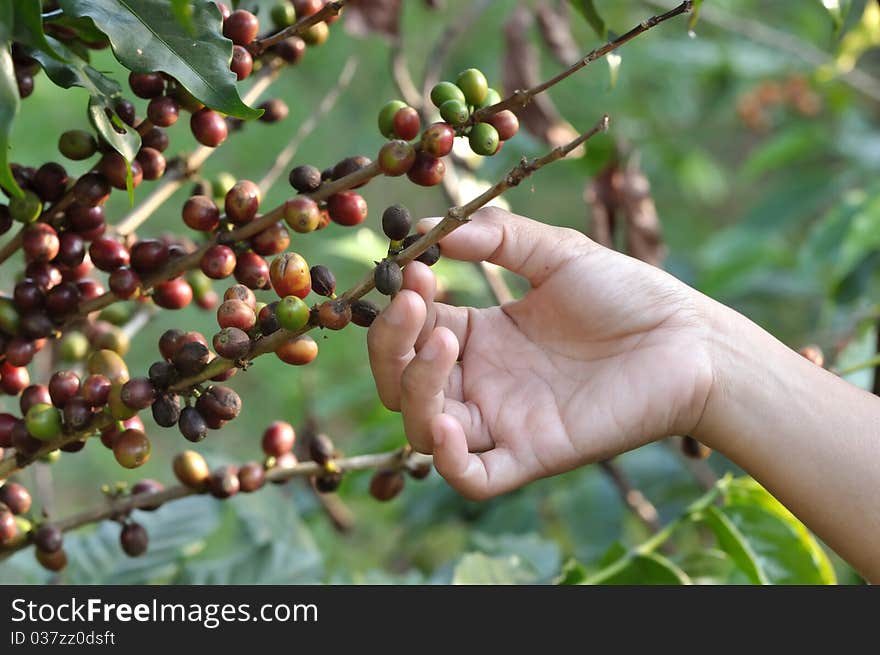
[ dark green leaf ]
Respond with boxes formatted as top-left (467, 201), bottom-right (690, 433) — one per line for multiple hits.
top-left (12, 0), bottom-right (68, 61)
top-left (571, 0), bottom-right (607, 41)
top-left (58, 0), bottom-right (260, 119)
top-left (30, 37), bottom-right (140, 166)
top-left (44, 15), bottom-right (109, 47)
top-left (697, 505), bottom-right (769, 584)
top-left (0, 43), bottom-right (24, 198)
top-left (585, 552), bottom-right (692, 585)
top-left (555, 558), bottom-right (589, 585)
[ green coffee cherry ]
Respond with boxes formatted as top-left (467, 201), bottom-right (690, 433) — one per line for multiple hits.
top-left (212, 172), bottom-right (236, 200)
top-left (59, 330), bottom-right (90, 361)
top-left (477, 87), bottom-right (501, 109)
top-left (469, 122), bottom-right (500, 156)
top-left (430, 81), bottom-right (466, 108)
top-left (378, 100), bottom-right (407, 139)
top-left (455, 68), bottom-right (489, 106)
top-left (270, 2), bottom-right (296, 28)
top-left (25, 404), bottom-right (63, 441)
top-left (9, 190), bottom-right (42, 223)
top-left (440, 99), bottom-right (469, 126)
top-left (276, 295), bottom-right (310, 331)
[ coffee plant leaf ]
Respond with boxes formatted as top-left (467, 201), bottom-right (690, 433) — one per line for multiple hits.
top-left (170, 0), bottom-right (196, 35)
top-left (585, 552), bottom-right (692, 585)
top-left (12, 0), bottom-right (69, 61)
top-left (57, 0), bottom-right (261, 120)
top-left (555, 558), bottom-right (589, 585)
top-left (470, 532), bottom-right (562, 583)
top-left (570, 0), bottom-right (607, 41)
top-left (697, 505), bottom-right (769, 584)
top-left (0, 40), bottom-right (23, 199)
top-left (451, 552), bottom-right (541, 584)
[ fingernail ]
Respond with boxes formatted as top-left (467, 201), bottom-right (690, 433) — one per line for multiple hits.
top-left (419, 334), bottom-right (442, 361)
top-left (416, 217), bottom-right (442, 234)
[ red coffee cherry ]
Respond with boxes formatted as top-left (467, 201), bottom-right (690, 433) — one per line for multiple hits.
top-left (0, 362), bottom-right (30, 395)
top-left (178, 406), bottom-right (208, 443)
top-left (274, 36), bottom-right (305, 63)
top-left (33, 162), bottom-right (69, 202)
top-left (68, 203), bottom-right (106, 233)
top-left (406, 152), bottom-right (446, 186)
top-left (72, 173), bottom-right (111, 206)
top-left (36, 548), bottom-right (68, 572)
top-left (158, 328), bottom-right (186, 361)
top-left (114, 98), bottom-right (137, 126)
top-left (217, 299), bottom-right (256, 331)
top-left (369, 469), bottom-right (405, 501)
top-left (223, 9), bottom-right (259, 46)
top-left (224, 180), bottom-right (261, 224)
top-left (270, 252), bottom-right (311, 298)
top-left (129, 72), bottom-right (165, 99)
top-left (0, 482), bottom-right (32, 515)
top-left (327, 191), bottom-right (367, 226)
top-left (5, 338), bottom-right (35, 367)
top-left (48, 370), bottom-right (80, 408)
top-left (147, 95), bottom-right (179, 127)
top-left (209, 465), bottom-right (240, 499)
top-left (284, 196), bottom-right (320, 233)
top-left (200, 244), bottom-right (237, 279)
top-left (98, 152), bottom-right (143, 190)
top-left (20, 384), bottom-right (51, 415)
top-left (44, 281), bottom-right (80, 320)
top-left (234, 251), bottom-right (270, 289)
top-left (238, 462), bottom-right (266, 492)
top-left (81, 374), bottom-right (112, 407)
top-left (89, 236), bottom-right (129, 272)
top-left (288, 164), bottom-right (322, 193)
top-left (152, 278), bottom-right (193, 309)
top-left (141, 126), bottom-right (169, 152)
top-left (250, 221), bottom-right (290, 255)
top-left (213, 326), bottom-right (251, 360)
top-left (56, 232), bottom-right (85, 268)
top-left (131, 479), bottom-right (164, 511)
top-left (22, 223), bottom-right (59, 263)
top-left (392, 106), bottom-right (420, 141)
top-left (109, 267), bottom-right (141, 299)
top-left (136, 147), bottom-right (166, 180)
top-left (420, 122), bottom-right (455, 157)
top-left (378, 140), bottom-right (416, 177)
top-left (191, 108), bottom-right (229, 147)
top-left (182, 195), bottom-right (220, 232)
top-left (258, 98), bottom-right (289, 123)
top-left (230, 45), bottom-right (253, 80)
top-left (293, 0), bottom-right (322, 16)
top-left (172, 341), bottom-right (211, 376)
top-left (198, 385), bottom-right (241, 421)
top-left (120, 521), bottom-right (149, 557)
top-left (120, 378), bottom-right (156, 410)
top-left (223, 284), bottom-right (256, 309)
top-left (332, 155), bottom-right (372, 188)
top-left (261, 421), bottom-right (295, 457)
top-left (487, 109), bottom-right (520, 141)
top-left (275, 334), bottom-right (318, 365)
top-left (317, 299), bottom-right (351, 330)
top-left (34, 524), bottom-right (64, 554)
top-left (130, 239), bottom-right (170, 274)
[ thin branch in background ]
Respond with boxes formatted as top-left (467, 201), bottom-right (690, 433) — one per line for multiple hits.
top-left (248, 1), bottom-right (348, 56)
top-left (257, 57), bottom-right (358, 195)
top-left (599, 460), bottom-right (662, 534)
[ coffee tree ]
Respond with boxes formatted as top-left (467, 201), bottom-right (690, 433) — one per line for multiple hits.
top-left (0, 1), bottom-right (856, 584)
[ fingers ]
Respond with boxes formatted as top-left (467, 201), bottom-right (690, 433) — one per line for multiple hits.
top-left (417, 206), bottom-right (586, 287)
top-left (430, 414), bottom-right (525, 500)
top-left (403, 261), bottom-right (470, 352)
top-left (367, 290), bottom-right (426, 411)
top-left (400, 327), bottom-right (459, 453)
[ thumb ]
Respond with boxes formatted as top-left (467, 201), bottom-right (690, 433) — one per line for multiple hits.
top-left (417, 206), bottom-right (586, 286)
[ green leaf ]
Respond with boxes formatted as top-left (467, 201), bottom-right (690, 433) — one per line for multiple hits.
top-left (171, 0), bottom-right (196, 34)
top-left (723, 477), bottom-right (836, 584)
top-left (688, 0), bottom-right (704, 33)
top-left (58, 0), bottom-right (260, 119)
top-left (0, 42), bottom-right (24, 199)
top-left (697, 505), bottom-right (769, 584)
top-left (585, 552), bottom-right (692, 585)
top-left (30, 37), bottom-right (140, 165)
top-left (571, 1), bottom-right (607, 41)
top-left (12, 0), bottom-right (68, 61)
top-left (452, 552), bottom-right (541, 584)
top-left (44, 15), bottom-right (110, 47)
top-left (555, 558), bottom-right (589, 585)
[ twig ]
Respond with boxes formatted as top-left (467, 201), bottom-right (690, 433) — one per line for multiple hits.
top-left (470, 1), bottom-right (693, 124)
top-left (248, 1), bottom-right (347, 56)
top-left (0, 448), bottom-right (431, 557)
top-left (257, 57), bottom-right (358, 195)
top-left (389, 35), bottom-right (423, 109)
top-left (599, 459), bottom-right (661, 533)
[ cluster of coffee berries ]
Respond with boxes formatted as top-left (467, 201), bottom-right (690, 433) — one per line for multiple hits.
top-left (736, 74), bottom-right (822, 133)
top-left (370, 204), bottom-right (441, 297)
top-left (287, 155), bottom-right (371, 227)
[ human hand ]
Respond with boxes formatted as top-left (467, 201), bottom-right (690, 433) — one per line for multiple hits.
top-left (368, 207), bottom-right (714, 499)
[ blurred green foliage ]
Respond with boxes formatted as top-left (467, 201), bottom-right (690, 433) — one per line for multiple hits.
top-left (2, 0), bottom-right (876, 584)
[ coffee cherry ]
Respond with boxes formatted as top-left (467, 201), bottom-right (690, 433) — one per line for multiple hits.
top-left (251, 221), bottom-right (290, 256)
top-left (274, 35), bottom-right (306, 63)
top-left (369, 469), bottom-right (405, 501)
top-left (48, 371), bottom-right (80, 409)
top-left (327, 191), bottom-right (367, 226)
top-left (392, 106), bottom-right (420, 141)
top-left (87, 349), bottom-right (130, 384)
top-left (217, 298), bottom-right (256, 331)
top-left (68, 204), bottom-right (105, 237)
top-left (262, 421), bottom-right (295, 457)
top-left (99, 152), bottom-right (143, 190)
top-left (120, 522), bottom-right (149, 557)
top-left (408, 461), bottom-right (432, 479)
top-left (108, 267), bottom-right (141, 300)
top-left (0, 482), bottom-right (32, 515)
top-left (374, 259), bottom-right (403, 295)
top-left (136, 147), bottom-right (166, 180)
top-left (224, 9), bottom-right (259, 45)
top-left (378, 100), bottom-right (407, 138)
top-left (44, 282), bottom-right (79, 321)
top-left (107, 380), bottom-right (137, 420)
top-left (350, 298), bottom-right (379, 327)
top-left (271, 2), bottom-right (297, 27)
top-left (36, 547), bottom-right (68, 572)
top-left (21, 223), bottom-right (59, 263)
top-left (20, 385), bottom-right (51, 416)
top-left (120, 378), bottom-right (156, 411)
top-left (406, 152), bottom-right (445, 186)
top-left (477, 87), bottom-right (501, 109)
top-left (33, 163), bottom-right (69, 203)
top-left (281, 195), bottom-right (319, 234)
top-left (213, 327), bottom-right (251, 360)
top-left (114, 98), bottom-right (137, 126)
top-left (200, 244), bottom-right (236, 280)
top-left (158, 329), bottom-right (186, 361)
top-left (456, 68), bottom-right (489, 105)
top-left (5, 338), bottom-right (34, 367)
top-left (141, 126), bottom-right (169, 152)
top-left (430, 81), bottom-right (466, 108)
top-left (13, 279), bottom-right (43, 312)
top-left (317, 299), bottom-right (351, 330)
top-left (0, 509), bottom-right (16, 545)
top-left (151, 393), bottom-right (181, 428)
top-left (275, 334), bottom-right (318, 365)
top-left (301, 21), bottom-right (329, 45)
top-left (258, 98), bottom-right (288, 122)
top-left (276, 295), bottom-right (310, 331)
top-left (0, 362), bottom-right (30, 395)
top-left (20, 312), bottom-right (54, 339)
top-left (439, 99), bottom-right (469, 126)
top-left (198, 385), bottom-right (241, 421)
top-left (89, 236), bottom-right (129, 272)
top-left (16, 72), bottom-right (34, 98)
top-left (293, 0), bottom-right (322, 15)
top-left (308, 432), bottom-right (335, 465)
top-left (0, 205), bottom-right (11, 235)
top-left (313, 471), bottom-right (342, 493)
top-left (225, 180), bottom-right (261, 224)
top-left (378, 140), bottom-right (416, 177)
top-left (172, 341), bottom-right (211, 376)
top-left (469, 122), bottom-right (500, 156)
top-left (222, 284), bottom-right (254, 308)
top-left (129, 72), bottom-right (165, 99)
top-left (0, 414), bottom-right (17, 448)
top-left (681, 436), bottom-right (712, 460)
top-left (9, 190), bottom-right (42, 223)
top-left (130, 239), bottom-right (169, 275)
top-left (24, 403), bottom-right (61, 441)
top-left (487, 110), bottom-right (519, 141)
top-left (231, 251), bottom-right (269, 290)
top-left (153, 278), bottom-right (193, 309)
top-left (310, 265), bottom-right (336, 298)
top-left (81, 374), bottom-right (112, 407)
top-left (181, 195), bottom-right (220, 232)
top-left (270, 252), bottom-right (311, 298)
top-left (173, 450), bottom-right (210, 489)
top-left (230, 45), bottom-right (253, 80)
top-left (238, 462), bottom-right (266, 492)
top-left (131, 479), bottom-right (164, 510)
top-left (34, 524), bottom-right (63, 553)
top-left (289, 164), bottom-right (322, 193)
top-left (58, 130), bottom-right (97, 160)
top-left (56, 232), bottom-right (85, 268)
top-left (209, 465), bottom-right (240, 499)
top-left (402, 234), bottom-right (440, 266)
top-left (332, 155), bottom-right (372, 188)
top-left (73, 173), bottom-right (111, 207)
top-left (178, 406), bottom-right (208, 443)
top-left (255, 303), bottom-right (278, 337)
top-left (147, 95), bottom-right (179, 127)
top-left (191, 108), bottom-right (229, 147)
top-left (381, 204), bottom-right (411, 241)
